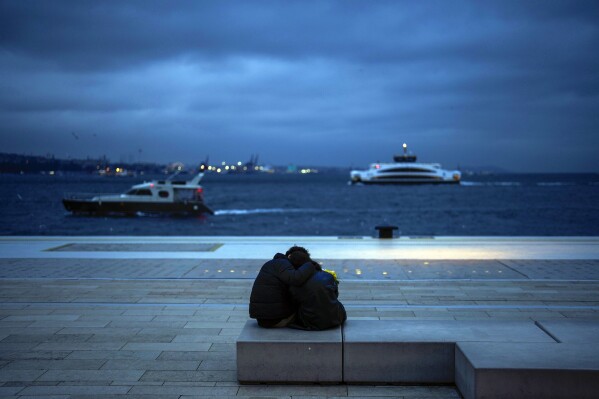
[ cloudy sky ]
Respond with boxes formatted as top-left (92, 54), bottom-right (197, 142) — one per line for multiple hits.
top-left (1, 1), bottom-right (598, 172)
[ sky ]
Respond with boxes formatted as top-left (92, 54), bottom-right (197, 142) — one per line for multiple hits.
top-left (1, 1), bottom-right (598, 172)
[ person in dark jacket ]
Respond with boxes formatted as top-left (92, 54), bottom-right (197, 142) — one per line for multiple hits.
top-left (288, 250), bottom-right (347, 330)
top-left (249, 251), bottom-right (315, 328)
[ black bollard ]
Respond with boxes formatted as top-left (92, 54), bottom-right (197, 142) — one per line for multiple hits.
top-left (375, 225), bottom-right (399, 239)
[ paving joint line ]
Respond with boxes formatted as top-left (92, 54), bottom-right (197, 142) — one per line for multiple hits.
top-left (534, 320), bottom-right (562, 343)
top-left (497, 260), bottom-right (530, 278)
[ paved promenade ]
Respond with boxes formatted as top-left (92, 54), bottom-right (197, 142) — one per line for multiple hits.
top-left (1, 236), bottom-right (599, 398)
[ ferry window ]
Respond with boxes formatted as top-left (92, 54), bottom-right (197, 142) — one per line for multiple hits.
top-left (158, 190), bottom-right (169, 198)
top-left (136, 189), bottom-right (153, 196)
top-left (383, 168), bottom-right (429, 173)
top-left (126, 189), bottom-right (137, 195)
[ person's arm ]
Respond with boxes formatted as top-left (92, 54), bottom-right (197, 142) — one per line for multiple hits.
top-left (275, 260), bottom-right (315, 286)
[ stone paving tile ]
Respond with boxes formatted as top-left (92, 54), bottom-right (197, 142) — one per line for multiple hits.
top-left (50, 308), bottom-right (127, 315)
top-left (0, 350), bottom-right (71, 361)
top-left (107, 321), bottom-right (188, 328)
top-left (0, 343), bottom-right (39, 351)
top-left (70, 396), bottom-right (178, 399)
top-left (237, 385), bottom-right (348, 396)
top-left (172, 335), bottom-right (236, 344)
top-left (109, 383), bottom-right (164, 389)
top-left (139, 370), bottom-right (237, 382)
top-left (161, 381), bottom-right (217, 386)
top-left (197, 360), bottom-right (236, 371)
top-left (0, 320), bottom-right (56, 328)
top-left (128, 385), bottom-right (239, 395)
top-left (347, 385), bottom-right (460, 397)
top-left (1, 359), bottom-right (106, 370)
top-left (184, 321), bottom-right (246, 328)
top-left (1, 333), bottom-right (92, 343)
top-left (0, 369), bottom-right (46, 381)
top-left (29, 321), bottom-right (110, 328)
top-left (2, 315), bottom-right (79, 322)
top-left (181, 397), bottom-right (287, 399)
top-left (87, 334), bottom-right (175, 343)
top-left (121, 342), bottom-right (211, 352)
top-left (17, 396), bottom-right (71, 399)
top-left (0, 327), bottom-right (62, 335)
top-left (156, 351), bottom-right (235, 362)
top-left (503, 259), bottom-right (599, 280)
top-left (122, 308), bottom-right (197, 316)
top-left (57, 327), bottom-right (142, 335)
top-left (0, 386), bottom-right (25, 395)
top-left (37, 369), bottom-right (144, 381)
top-left (65, 351), bottom-right (160, 360)
top-left (101, 359), bottom-right (200, 371)
top-left (219, 328), bottom-right (243, 336)
top-left (18, 385), bottom-right (131, 395)
top-left (136, 328), bottom-right (221, 336)
top-left (77, 315), bottom-right (156, 322)
top-left (55, 380), bottom-right (113, 386)
top-left (0, 308), bottom-right (53, 315)
top-left (34, 342), bottom-right (126, 351)
top-left (208, 343), bottom-right (234, 352)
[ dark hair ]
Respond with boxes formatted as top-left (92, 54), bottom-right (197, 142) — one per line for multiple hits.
top-left (285, 246), bottom-right (310, 257)
top-left (288, 251), bottom-right (311, 268)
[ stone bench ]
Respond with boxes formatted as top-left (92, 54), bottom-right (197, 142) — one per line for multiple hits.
top-left (236, 321), bottom-right (342, 383)
top-left (236, 319), bottom-right (599, 398)
top-left (454, 320), bottom-right (599, 399)
top-left (342, 319), bottom-right (553, 383)
top-left (456, 342), bottom-right (599, 399)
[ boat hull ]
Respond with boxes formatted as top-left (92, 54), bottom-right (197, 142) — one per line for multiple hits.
top-left (62, 199), bottom-right (214, 216)
top-left (355, 179), bottom-right (460, 185)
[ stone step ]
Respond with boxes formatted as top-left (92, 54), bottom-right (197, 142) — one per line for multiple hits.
top-left (455, 342), bottom-right (599, 399)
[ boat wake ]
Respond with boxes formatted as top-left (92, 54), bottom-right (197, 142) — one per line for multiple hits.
top-left (461, 181), bottom-right (522, 187)
top-left (536, 182), bottom-right (575, 186)
top-left (214, 208), bottom-right (303, 216)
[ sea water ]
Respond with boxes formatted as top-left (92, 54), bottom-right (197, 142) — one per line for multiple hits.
top-left (1, 173), bottom-right (598, 236)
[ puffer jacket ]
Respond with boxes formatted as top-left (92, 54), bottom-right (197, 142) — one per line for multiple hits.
top-left (249, 253), bottom-right (315, 322)
top-left (289, 267), bottom-right (347, 330)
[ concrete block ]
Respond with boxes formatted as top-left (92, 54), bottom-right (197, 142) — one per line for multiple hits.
top-left (537, 320), bottom-right (599, 343)
top-left (456, 342), bottom-right (599, 399)
top-left (342, 320), bottom-right (553, 383)
top-left (236, 320), bottom-right (342, 383)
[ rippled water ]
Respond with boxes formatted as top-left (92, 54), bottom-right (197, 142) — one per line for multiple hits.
top-left (1, 172), bottom-right (598, 236)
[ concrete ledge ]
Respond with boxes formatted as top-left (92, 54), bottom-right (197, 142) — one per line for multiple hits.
top-left (456, 342), bottom-right (599, 399)
top-left (342, 320), bottom-right (553, 383)
top-left (236, 320), bottom-right (342, 383)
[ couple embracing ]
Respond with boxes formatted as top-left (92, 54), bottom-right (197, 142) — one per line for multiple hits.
top-left (249, 246), bottom-right (347, 330)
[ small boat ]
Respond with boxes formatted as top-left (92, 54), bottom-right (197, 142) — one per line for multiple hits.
top-left (350, 144), bottom-right (461, 184)
top-left (63, 172), bottom-right (214, 215)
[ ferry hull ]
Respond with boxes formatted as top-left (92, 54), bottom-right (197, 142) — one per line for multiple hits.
top-left (355, 179), bottom-right (460, 185)
top-left (62, 199), bottom-right (214, 216)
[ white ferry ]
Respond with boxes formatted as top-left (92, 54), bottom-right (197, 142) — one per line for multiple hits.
top-left (63, 172), bottom-right (213, 215)
top-left (350, 144), bottom-right (461, 185)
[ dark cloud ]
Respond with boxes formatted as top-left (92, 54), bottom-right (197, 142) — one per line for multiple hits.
top-left (1, 0), bottom-right (598, 172)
